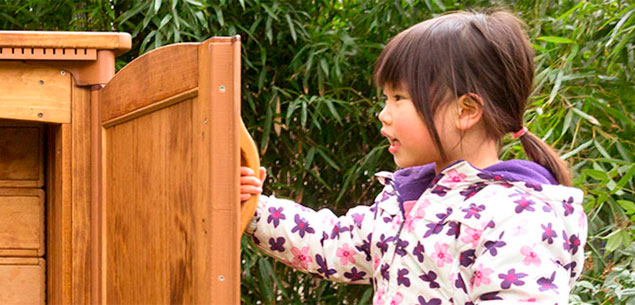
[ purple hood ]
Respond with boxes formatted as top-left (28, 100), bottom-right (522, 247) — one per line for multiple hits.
top-left (394, 159), bottom-right (558, 203)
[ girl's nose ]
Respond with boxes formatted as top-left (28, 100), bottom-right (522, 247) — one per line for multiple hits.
top-left (378, 105), bottom-right (391, 125)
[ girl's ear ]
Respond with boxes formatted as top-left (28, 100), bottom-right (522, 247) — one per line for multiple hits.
top-left (455, 93), bottom-right (483, 131)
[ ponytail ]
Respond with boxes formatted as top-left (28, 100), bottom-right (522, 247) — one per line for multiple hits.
top-left (518, 131), bottom-right (572, 186)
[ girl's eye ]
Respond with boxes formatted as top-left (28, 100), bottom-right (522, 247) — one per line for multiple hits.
top-left (394, 95), bottom-right (404, 101)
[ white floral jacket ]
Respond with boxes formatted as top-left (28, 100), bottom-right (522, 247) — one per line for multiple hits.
top-left (247, 161), bottom-right (587, 304)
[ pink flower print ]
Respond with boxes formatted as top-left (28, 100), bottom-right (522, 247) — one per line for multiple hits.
top-left (373, 254), bottom-right (381, 269)
top-left (521, 245), bottom-right (541, 266)
top-left (336, 243), bottom-right (356, 266)
top-left (441, 169), bottom-right (467, 186)
top-left (461, 227), bottom-right (482, 247)
top-left (290, 246), bottom-right (312, 270)
top-left (403, 200), bottom-right (417, 216)
top-left (373, 287), bottom-right (385, 305)
top-left (498, 268), bottom-right (528, 289)
top-left (389, 292), bottom-right (404, 305)
top-left (470, 263), bottom-right (493, 288)
top-left (578, 209), bottom-right (587, 229)
top-left (431, 242), bottom-right (453, 268)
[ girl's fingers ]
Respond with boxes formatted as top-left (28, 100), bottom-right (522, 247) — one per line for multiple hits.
top-left (240, 194), bottom-right (251, 202)
top-left (240, 166), bottom-right (255, 176)
top-left (258, 167), bottom-right (267, 183)
top-left (241, 185), bottom-right (263, 195)
top-left (241, 175), bottom-right (262, 187)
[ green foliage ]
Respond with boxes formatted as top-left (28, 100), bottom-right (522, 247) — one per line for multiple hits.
top-left (1, 0), bottom-right (632, 303)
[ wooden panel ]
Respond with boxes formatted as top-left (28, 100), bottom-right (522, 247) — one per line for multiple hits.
top-left (0, 121), bottom-right (44, 187)
top-left (0, 257), bottom-right (45, 305)
top-left (104, 98), bottom-right (198, 304)
top-left (0, 189), bottom-right (44, 256)
top-left (0, 61), bottom-right (71, 123)
top-left (100, 44), bottom-right (198, 123)
top-left (0, 31), bottom-right (131, 56)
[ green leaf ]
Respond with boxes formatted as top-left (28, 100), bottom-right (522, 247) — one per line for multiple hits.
top-left (317, 148), bottom-right (340, 171)
top-left (571, 107), bottom-right (600, 125)
top-left (605, 229), bottom-right (625, 253)
top-left (537, 36), bottom-right (575, 44)
top-left (583, 169), bottom-right (609, 181)
top-left (617, 200), bottom-right (635, 214)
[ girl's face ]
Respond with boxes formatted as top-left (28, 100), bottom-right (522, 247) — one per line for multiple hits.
top-left (378, 85), bottom-right (448, 168)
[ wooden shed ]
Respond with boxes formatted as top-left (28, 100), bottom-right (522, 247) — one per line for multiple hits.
top-left (0, 31), bottom-right (259, 304)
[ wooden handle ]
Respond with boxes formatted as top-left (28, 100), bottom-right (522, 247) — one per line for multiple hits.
top-left (239, 119), bottom-right (260, 235)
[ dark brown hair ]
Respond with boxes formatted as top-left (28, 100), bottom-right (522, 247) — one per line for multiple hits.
top-left (374, 11), bottom-right (571, 186)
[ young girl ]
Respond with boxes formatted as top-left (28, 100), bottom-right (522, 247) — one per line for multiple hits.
top-left (241, 10), bottom-right (587, 305)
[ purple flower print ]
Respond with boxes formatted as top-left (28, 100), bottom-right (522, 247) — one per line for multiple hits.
top-left (483, 232), bottom-right (507, 256)
top-left (562, 230), bottom-right (569, 251)
top-left (423, 222), bottom-right (445, 238)
top-left (562, 197), bottom-right (574, 216)
top-left (268, 237), bottom-right (285, 252)
top-left (344, 266), bottom-right (367, 282)
top-left (351, 213), bottom-right (365, 228)
top-left (436, 207), bottom-right (453, 221)
top-left (479, 292), bottom-right (502, 300)
top-left (562, 261), bottom-right (578, 278)
top-left (419, 270), bottom-right (440, 288)
top-left (459, 249), bottom-right (476, 267)
top-left (267, 207), bottom-right (286, 228)
top-left (397, 268), bottom-right (410, 287)
top-left (462, 203), bottom-right (485, 219)
top-left (414, 241), bottom-right (425, 263)
top-left (395, 239), bottom-right (409, 256)
top-left (460, 182), bottom-right (488, 199)
top-left (431, 185), bottom-right (451, 196)
top-left (543, 202), bottom-right (553, 212)
top-left (315, 254), bottom-right (336, 279)
top-left (455, 273), bottom-right (467, 293)
top-left (252, 235), bottom-right (260, 245)
top-left (537, 271), bottom-right (558, 292)
top-left (320, 231), bottom-right (328, 246)
top-left (541, 223), bottom-right (557, 244)
top-left (291, 214), bottom-right (315, 238)
top-left (330, 222), bottom-right (350, 239)
top-left (568, 234), bottom-right (581, 255)
top-left (477, 172), bottom-right (515, 183)
top-left (383, 216), bottom-right (392, 223)
top-left (355, 233), bottom-right (372, 261)
top-left (380, 263), bottom-right (390, 280)
top-left (498, 268), bottom-right (527, 289)
top-left (514, 197), bottom-right (535, 213)
top-left (525, 181), bottom-right (543, 191)
top-left (446, 222), bottom-right (460, 238)
top-left (417, 296), bottom-right (441, 305)
top-left (376, 234), bottom-right (395, 255)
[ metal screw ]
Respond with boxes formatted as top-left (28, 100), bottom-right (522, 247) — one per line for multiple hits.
top-left (219, 85), bottom-right (226, 92)
top-left (39, 80), bottom-right (44, 85)
top-left (60, 71), bottom-right (66, 76)
top-left (37, 113), bottom-right (43, 118)
top-left (218, 275), bottom-right (225, 282)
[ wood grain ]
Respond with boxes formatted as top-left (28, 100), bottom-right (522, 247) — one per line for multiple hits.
top-left (0, 61), bottom-right (71, 123)
top-left (0, 257), bottom-right (45, 305)
top-left (0, 188), bottom-right (44, 256)
top-left (0, 122), bottom-right (44, 187)
top-left (100, 43), bottom-right (198, 123)
top-left (0, 31), bottom-right (130, 56)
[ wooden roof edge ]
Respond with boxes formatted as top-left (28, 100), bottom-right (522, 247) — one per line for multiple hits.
top-left (0, 31), bottom-right (132, 56)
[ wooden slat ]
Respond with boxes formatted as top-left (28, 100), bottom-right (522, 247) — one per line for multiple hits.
top-left (0, 188), bottom-right (44, 256)
top-left (0, 122), bottom-right (44, 187)
top-left (0, 31), bottom-right (130, 56)
top-left (0, 258), bottom-right (45, 305)
top-left (0, 61), bottom-right (71, 123)
top-left (0, 47), bottom-right (96, 60)
top-left (100, 44), bottom-right (198, 123)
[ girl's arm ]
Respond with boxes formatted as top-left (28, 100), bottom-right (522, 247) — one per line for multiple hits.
top-left (241, 167), bottom-right (375, 285)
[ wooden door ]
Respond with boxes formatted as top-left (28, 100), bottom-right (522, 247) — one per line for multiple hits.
top-left (97, 37), bottom-right (242, 304)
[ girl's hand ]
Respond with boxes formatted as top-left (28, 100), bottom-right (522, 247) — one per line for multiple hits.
top-left (240, 166), bottom-right (266, 202)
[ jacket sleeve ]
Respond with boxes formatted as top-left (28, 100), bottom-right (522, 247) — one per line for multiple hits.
top-left (246, 193), bottom-right (380, 284)
top-left (465, 199), bottom-right (586, 304)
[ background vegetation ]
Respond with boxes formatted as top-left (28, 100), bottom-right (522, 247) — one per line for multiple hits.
top-left (2, 0), bottom-right (632, 303)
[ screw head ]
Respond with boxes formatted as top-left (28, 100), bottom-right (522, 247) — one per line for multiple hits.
top-left (218, 275), bottom-right (225, 282)
top-left (219, 85), bottom-right (226, 92)
top-left (37, 113), bottom-right (43, 118)
top-left (60, 71), bottom-right (66, 76)
top-left (39, 80), bottom-right (44, 85)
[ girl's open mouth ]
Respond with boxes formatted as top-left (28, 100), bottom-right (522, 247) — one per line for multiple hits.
top-left (381, 129), bottom-right (401, 154)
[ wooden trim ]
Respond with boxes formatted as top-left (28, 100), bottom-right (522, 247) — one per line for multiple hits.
top-left (100, 44), bottom-right (198, 123)
top-left (102, 88), bottom-right (198, 128)
top-left (0, 47), bottom-right (96, 60)
top-left (0, 31), bottom-right (131, 56)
